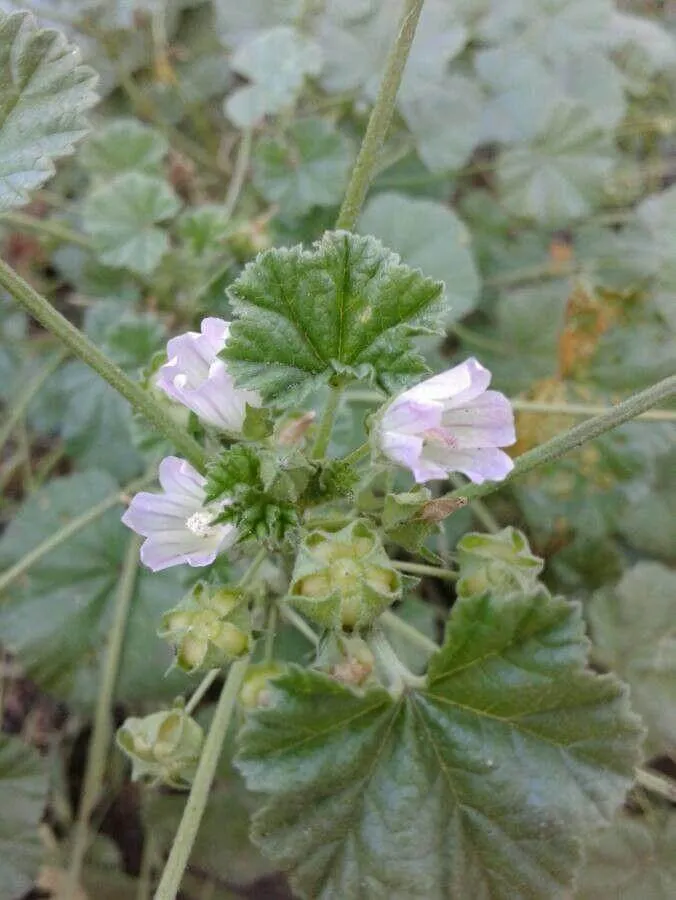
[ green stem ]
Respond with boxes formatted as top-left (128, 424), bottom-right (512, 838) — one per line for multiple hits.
top-left (448, 475), bottom-right (500, 534)
top-left (342, 441), bottom-right (371, 467)
top-left (334, 0), bottom-right (426, 230)
top-left (311, 383), bottom-right (343, 459)
top-left (280, 605), bottom-right (319, 646)
top-left (0, 349), bottom-right (66, 454)
top-left (153, 657), bottom-right (250, 900)
top-left (0, 471), bottom-right (155, 597)
top-left (0, 211), bottom-right (92, 249)
top-left (264, 602), bottom-right (278, 662)
top-left (511, 398), bottom-right (676, 422)
top-left (184, 669), bottom-right (220, 717)
top-left (66, 535), bottom-right (141, 897)
top-left (0, 259), bottom-right (207, 472)
top-left (381, 609), bottom-right (439, 656)
top-left (223, 129), bottom-right (253, 219)
top-left (391, 560), bottom-right (458, 581)
top-left (635, 767), bottom-right (676, 803)
top-left (137, 831), bottom-right (157, 900)
top-left (442, 373), bottom-right (676, 507)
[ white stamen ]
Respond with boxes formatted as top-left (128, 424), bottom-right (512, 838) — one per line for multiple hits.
top-left (185, 510), bottom-right (217, 538)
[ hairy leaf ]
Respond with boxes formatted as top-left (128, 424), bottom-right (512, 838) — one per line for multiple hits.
top-left (0, 471), bottom-right (191, 711)
top-left (81, 117), bottom-right (169, 177)
top-left (238, 589), bottom-right (641, 899)
top-left (83, 172), bottom-right (181, 275)
top-left (0, 10), bottom-right (98, 210)
top-left (0, 736), bottom-right (49, 898)
top-left (224, 231), bottom-right (444, 404)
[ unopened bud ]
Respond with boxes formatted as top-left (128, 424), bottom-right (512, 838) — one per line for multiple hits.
top-left (117, 709), bottom-right (204, 788)
top-left (239, 662), bottom-right (286, 709)
top-left (456, 527), bottom-right (543, 599)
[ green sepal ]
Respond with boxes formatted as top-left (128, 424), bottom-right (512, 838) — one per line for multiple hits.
top-left (288, 520), bottom-right (402, 631)
top-left (456, 527), bottom-right (545, 599)
top-left (116, 708), bottom-right (204, 789)
top-left (205, 445), bottom-right (261, 503)
top-left (382, 488), bottom-right (441, 558)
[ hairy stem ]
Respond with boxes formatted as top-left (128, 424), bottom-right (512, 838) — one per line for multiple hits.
top-left (335, 0), bottom-right (426, 230)
top-left (0, 471), bottom-right (155, 597)
top-left (184, 669), bottom-right (220, 716)
top-left (391, 560), bottom-right (458, 581)
top-left (0, 211), bottom-right (92, 249)
top-left (223, 129), bottom-right (253, 218)
top-left (66, 535), bottom-right (141, 896)
top-left (0, 348), bottom-right (66, 454)
top-left (153, 657), bottom-right (249, 900)
top-left (381, 609), bottom-right (439, 656)
top-left (311, 383), bottom-right (343, 459)
top-left (635, 767), bottom-right (676, 803)
top-left (442, 374), bottom-right (676, 507)
top-left (0, 259), bottom-right (207, 472)
top-left (448, 474), bottom-right (500, 534)
top-left (280, 605), bottom-right (319, 646)
top-left (511, 398), bottom-right (676, 422)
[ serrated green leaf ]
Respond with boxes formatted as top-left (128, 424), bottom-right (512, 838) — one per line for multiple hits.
top-left (497, 101), bottom-right (615, 225)
top-left (359, 192), bottom-right (480, 323)
top-left (575, 807), bottom-right (676, 899)
top-left (0, 736), bottom-right (49, 898)
top-left (588, 562), bottom-right (676, 755)
top-left (224, 231), bottom-right (444, 404)
top-left (83, 172), bottom-right (181, 275)
top-left (252, 118), bottom-right (354, 218)
top-left (0, 471), bottom-right (191, 711)
top-left (80, 117), bottom-right (169, 177)
top-left (0, 10), bottom-right (98, 210)
top-left (225, 26), bottom-right (322, 127)
top-left (237, 589), bottom-right (641, 900)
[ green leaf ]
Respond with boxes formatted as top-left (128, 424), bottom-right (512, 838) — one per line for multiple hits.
top-left (237, 589), bottom-right (641, 899)
top-left (497, 101), bottom-right (615, 225)
top-left (0, 471), bottom-right (191, 711)
top-left (0, 736), bottom-right (49, 897)
top-left (619, 449), bottom-right (676, 562)
top-left (0, 10), bottom-right (98, 210)
top-left (252, 118), bottom-right (354, 218)
top-left (225, 26), bottom-right (322, 127)
top-left (80, 117), bottom-right (169, 177)
top-left (588, 562), bottom-right (676, 755)
top-left (575, 807), bottom-right (676, 899)
top-left (359, 192), bottom-right (480, 322)
top-left (224, 231), bottom-right (444, 404)
top-left (83, 172), bottom-right (181, 275)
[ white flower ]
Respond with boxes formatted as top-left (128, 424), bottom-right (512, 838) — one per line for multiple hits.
top-left (156, 317), bottom-right (260, 433)
top-left (121, 456), bottom-right (237, 572)
top-left (377, 358), bottom-right (516, 484)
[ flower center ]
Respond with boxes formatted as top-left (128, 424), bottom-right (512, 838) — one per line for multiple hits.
top-left (423, 426), bottom-right (458, 448)
top-left (185, 510), bottom-right (218, 538)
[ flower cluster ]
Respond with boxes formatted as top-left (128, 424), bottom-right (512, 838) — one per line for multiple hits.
top-left (122, 319), bottom-right (515, 574)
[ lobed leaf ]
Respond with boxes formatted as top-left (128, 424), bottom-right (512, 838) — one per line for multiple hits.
top-left (237, 589), bottom-right (642, 899)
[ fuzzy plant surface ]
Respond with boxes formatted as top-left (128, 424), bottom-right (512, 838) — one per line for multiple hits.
top-left (0, 2), bottom-right (675, 899)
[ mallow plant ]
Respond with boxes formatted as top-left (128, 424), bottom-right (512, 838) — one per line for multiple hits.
top-left (1, 2), bottom-right (676, 899)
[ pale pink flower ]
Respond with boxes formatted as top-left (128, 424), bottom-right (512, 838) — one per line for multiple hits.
top-left (121, 456), bottom-right (237, 572)
top-left (156, 317), bottom-right (260, 433)
top-left (377, 358), bottom-right (516, 484)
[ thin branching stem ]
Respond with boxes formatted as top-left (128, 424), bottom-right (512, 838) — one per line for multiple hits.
top-left (0, 348), bottom-right (66, 454)
top-left (391, 560), bottom-right (458, 581)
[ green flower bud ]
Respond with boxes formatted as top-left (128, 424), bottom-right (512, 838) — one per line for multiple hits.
top-left (159, 583), bottom-right (251, 674)
top-left (456, 527), bottom-right (544, 599)
top-left (315, 632), bottom-right (377, 689)
top-left (116, 709), bottom-right (204, 788)
top-left (239, 661), bottom-right (286, 709)
top-left (289, 520), bottom-right (402, 630)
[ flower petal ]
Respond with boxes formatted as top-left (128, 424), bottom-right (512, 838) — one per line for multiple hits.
top-left (441, 390), bottom-right (516, 448)
top-left (422, 445), bottom-right (514, 484)
top-left (407, 358), bottom-right (491, 407)
top-left (381, 396), bottom-right (442, 435)
top-left (157, 457), bottom-right (206, 500)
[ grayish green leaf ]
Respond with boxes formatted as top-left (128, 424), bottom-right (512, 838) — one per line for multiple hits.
top-left (252, 118), bottom-right (354, 218)
top-left (620, 449), bottom-right (676, 562)
top-left (214, 0), bottom-right (302, 47)
top-left (238, 590), bottom-right (641, 900)
top-left (589, 562), bottom-right (676, 755)
top-left (0, 10), bottom-right (98, 210)
top-left (359, 192), bottom-right (480, 322)
top-left (0, 471), bottom-right (191, 710)
top-left (224, 231), bottom-right (444, 404)
top-left (81, 118), bottom-right (169, 177)
top-left (83, 172), bottom-right (181, 275)
top-left (0, 736), bottom-right (49, 898)
top-left (497, 101), bottom-right (615, 224)
top-left (225, 26), bottom-right (322, 127)
top-left (576, 808), bottom-right (676, 899)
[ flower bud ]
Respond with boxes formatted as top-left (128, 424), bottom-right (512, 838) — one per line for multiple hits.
top-left (315, 633), bottom-right (377, 689)
top-left (239, 662), bottom-right (286, 709)
top-left (116, 709), bottom-right (204, 788)
top-left (289, 520), bottom-right (402, 630)
top-left (159, 583), bottom-right (251, 674)
top-left (456, 527), bottom-right (543, 599)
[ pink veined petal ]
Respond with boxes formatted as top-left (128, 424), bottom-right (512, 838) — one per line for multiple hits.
top-left (381, 396), bottom-right (442, 436)
top-left (121, 493), bottom-right (195, 537)
top-left (200, 317), bottom-right (229, 355)
top-left (406, 358), bottom-right (491, 408)
top-left (163, 332), bottom-right (212, 385)
top-left (140, 536), bottom-right (217, 572)
top-left (422, 445), bottom-right (514, 484)
top-left (379, 429), bottom-right (451, 484)
top-left (157, 457), bottom-right (206, 500)
top-left (441, 390), bottom-right (516, 448)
